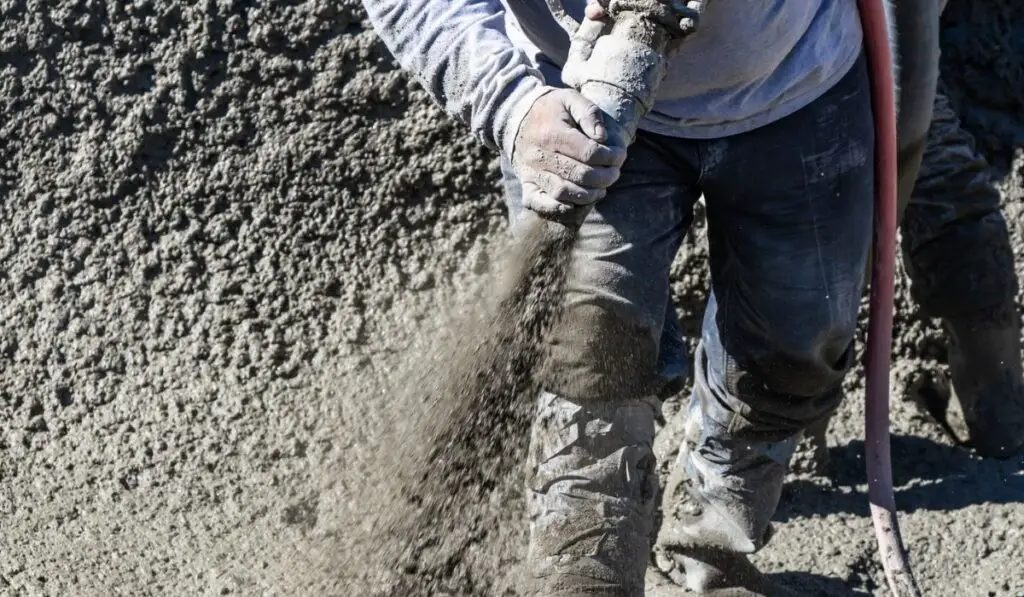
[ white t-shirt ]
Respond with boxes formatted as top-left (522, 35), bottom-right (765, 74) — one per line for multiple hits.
top-left (504, 0), bottom-right (864, 139)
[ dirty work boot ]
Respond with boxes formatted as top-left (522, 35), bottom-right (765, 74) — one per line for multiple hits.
top-left (525, 392), bottom-right (660, 596)
top-left (652, 393), bottom-right (801, 597)
top-left (938, 306), bottom-right (1024, 459)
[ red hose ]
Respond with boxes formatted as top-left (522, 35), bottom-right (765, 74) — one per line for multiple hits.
top-left (857, 0), bottom-right (922, 595)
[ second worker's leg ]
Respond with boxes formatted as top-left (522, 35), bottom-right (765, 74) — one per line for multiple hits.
top-left (901, 87), bottom-right (1024, 459)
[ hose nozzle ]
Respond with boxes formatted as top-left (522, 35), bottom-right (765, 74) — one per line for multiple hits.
top-left (545, 1), bottom-right (706, 145)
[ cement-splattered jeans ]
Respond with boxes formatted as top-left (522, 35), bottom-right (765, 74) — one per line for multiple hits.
top-left (500, 53), bottom-right (874, 595)
top-left (901, 85), bottom-right (1018, 318)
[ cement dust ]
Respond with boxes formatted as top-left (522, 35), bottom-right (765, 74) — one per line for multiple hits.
top-left (344, 219), bottom-right (578, 595)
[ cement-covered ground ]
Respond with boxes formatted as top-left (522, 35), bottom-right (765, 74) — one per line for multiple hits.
top-left (1, 1), bottom-right (1022, 595)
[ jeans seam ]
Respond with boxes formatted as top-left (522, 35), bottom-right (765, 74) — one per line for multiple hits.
top-left (716, 281), bottom-right (745, 436)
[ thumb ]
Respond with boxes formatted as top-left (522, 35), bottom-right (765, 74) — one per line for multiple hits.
top-left (562, 92), bottom-right (607, 142)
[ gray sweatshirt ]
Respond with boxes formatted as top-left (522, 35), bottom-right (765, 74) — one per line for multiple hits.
top-left (362, 0), bottom-right (863, 158)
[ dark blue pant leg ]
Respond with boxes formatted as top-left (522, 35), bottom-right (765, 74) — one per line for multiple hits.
top-left (902, 88), bottom-right (1018, 318)
top-left (677, 53), bottom-right (875, 566)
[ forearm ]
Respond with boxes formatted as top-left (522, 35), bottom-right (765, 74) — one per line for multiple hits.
top-left (362, 0), bottom-right (550, 157)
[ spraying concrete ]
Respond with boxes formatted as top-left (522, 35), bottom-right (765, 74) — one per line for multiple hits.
top-left (362, 0), bottom-right (914, 593)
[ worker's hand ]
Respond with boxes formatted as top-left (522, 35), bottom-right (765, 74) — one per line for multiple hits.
top-left (512, 88), bottom-right (627, 218)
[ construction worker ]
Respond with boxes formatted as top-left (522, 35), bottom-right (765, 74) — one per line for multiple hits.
top-left (364, 0), bottom-right (878, 594)
top-left (364, 0), bottom-right (1019, 595)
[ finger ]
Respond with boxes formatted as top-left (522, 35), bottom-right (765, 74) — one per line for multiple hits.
top-left (544, 127), bottom-right (627, 168)
top-left (584, 2), bottom-right (605, 19)
top-left (521, 181), bottom-right (573, 217)
top-left (525, 148), bottom-right (621, 189)
top-left (531, 170), bottom-right (607, 206)
top-left (677, 1), bottom-right (704, 34)
top-left (561, 92), bottom-right (607, 142)
top-left (574, 10), bottom-right (609, 45)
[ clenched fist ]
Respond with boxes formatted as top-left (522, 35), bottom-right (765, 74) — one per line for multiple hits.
top-left (512, 88), bottom-right (628, 218)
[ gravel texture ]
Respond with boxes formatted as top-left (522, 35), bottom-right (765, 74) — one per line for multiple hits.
top-left (1, 0), bottom-right (1022, 595)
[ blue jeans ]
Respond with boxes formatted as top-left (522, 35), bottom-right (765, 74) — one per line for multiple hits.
top-left (507, 53), bottom-right (874, 594)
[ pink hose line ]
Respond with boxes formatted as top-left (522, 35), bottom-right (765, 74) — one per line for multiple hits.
top-left (857, 0), bottom-right (923, 595)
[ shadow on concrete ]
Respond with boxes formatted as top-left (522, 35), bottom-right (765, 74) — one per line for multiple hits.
top-left (776, 434), bottom-right (1024, 522)
top-left (769, 571), bottom-right (874, 597)
top-left (645, 569), bottom-right (873, 597)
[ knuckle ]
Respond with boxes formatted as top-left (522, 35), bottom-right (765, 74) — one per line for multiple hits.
top-left (536, 171), bottom-right (559, 193)
top-left (569, 163), bottom-right (594, 186)
top-left (591, 166), bottom-right (618, 188)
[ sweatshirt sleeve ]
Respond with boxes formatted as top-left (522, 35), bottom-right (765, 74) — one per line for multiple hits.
top-left (361, 0), bottom-right (551, 158)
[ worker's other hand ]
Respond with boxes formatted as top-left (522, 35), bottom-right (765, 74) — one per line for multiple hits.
top-left (512, 88), bottom-right (627, 218)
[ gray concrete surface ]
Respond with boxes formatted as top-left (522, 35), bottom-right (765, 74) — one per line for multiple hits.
top-left (1, 0), bottom-right (1022, 595)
